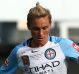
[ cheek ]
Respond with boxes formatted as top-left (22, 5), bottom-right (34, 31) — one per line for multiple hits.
top-left (45, 31), bottom-right (50, 35)
top-left (45, 29), bottom-right (50, 35)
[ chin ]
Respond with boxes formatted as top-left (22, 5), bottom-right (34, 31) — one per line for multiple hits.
top-left (37, 39), bottom-right (46, 44)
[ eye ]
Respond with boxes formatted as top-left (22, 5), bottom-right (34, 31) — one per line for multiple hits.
top-left (43, 26), bottom-right (48, 30)
top-left (32, 27), bottom-right (39, 31)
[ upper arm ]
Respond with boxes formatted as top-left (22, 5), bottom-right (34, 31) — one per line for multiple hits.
top-left (50, 36), bottom-right (79, 63)
top-left (0, 46), bottom-right (19, 74)
top-left (59, 38), bottom-right (79, 63)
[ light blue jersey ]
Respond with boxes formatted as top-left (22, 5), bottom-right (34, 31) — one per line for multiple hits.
top-left (0, 36), bottom-right (79, 74)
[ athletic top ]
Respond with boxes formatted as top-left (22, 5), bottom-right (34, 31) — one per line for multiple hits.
top-left (0, 36), bottom-right (79, 74)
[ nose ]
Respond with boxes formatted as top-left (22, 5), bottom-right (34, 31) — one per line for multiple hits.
top-left (38, 29), bottom-right (43, 36)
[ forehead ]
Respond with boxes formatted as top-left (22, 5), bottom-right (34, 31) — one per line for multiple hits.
top-left (31, 16), bottom-right (50, 27)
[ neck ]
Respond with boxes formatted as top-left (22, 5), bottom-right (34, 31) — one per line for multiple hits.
top-left (30, 39), bottom-right (48, 48)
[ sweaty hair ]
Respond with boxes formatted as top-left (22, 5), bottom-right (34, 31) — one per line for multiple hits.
top-left (27, 2), bottom-right (52, 26)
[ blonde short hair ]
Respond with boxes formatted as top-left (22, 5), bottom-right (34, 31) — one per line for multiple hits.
top-left (27, 2), bottom-right (52, 26)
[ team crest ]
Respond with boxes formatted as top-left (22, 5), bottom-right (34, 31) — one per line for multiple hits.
top-left (45, 48), bottom-right (56, 60)
top-left (21, 55), bottom-right (30, 66)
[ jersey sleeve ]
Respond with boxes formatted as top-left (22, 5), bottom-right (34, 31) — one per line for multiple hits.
top-left (50, 36), bottom-right (79, 63)
top-left (59, 38), bottom-right (79, 63)
top-left (0, 46), bottom-right (19, 74)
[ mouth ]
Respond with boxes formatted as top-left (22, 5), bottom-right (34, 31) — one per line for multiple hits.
top-left (37, 38), bottom-right (43, 40)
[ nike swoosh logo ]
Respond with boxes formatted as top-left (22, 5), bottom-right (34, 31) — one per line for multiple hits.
top-left (31, 51), bottom-right (38, 53)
